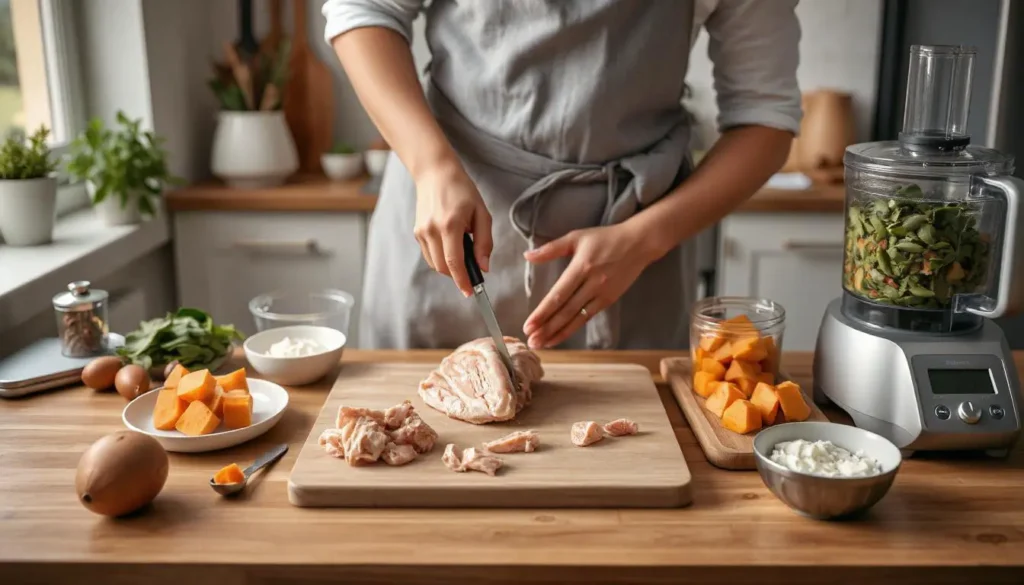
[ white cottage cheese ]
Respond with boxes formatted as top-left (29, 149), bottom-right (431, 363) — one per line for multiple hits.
top-left (770, 439), bottom-right (882, 478)
top-left (267, 336), bottom-right (322, 358)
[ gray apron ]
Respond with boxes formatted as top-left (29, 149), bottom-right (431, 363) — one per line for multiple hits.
top-left (360, 0), bottom-right (697, 350)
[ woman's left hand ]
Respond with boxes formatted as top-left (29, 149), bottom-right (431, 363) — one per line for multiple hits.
top-left (522, 222), bottom-right (661, 349)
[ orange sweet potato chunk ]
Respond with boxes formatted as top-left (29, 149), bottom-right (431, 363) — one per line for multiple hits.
top-left (750, 382), bottom-right (781, 425)
top-left (215, 368), bottom-right (249, 394)
top-left (693, 371), bottom-right (717, 398)
top-left (152, 389), bottom-right (188, 430)
top-left (757, 372), bottom-right (775, 385)
top-left (175, 400), bottom-right (221, 436)
top-left (177, 369), bottom-right (215, 403)
top-left (775, 381), bottom-right (811, 422)
top-left (698, 333), bottom-right (726, 353)
top-left (693, 347), bottom-right (708, 364)
top-left (712, 342), bottom-right (734, 365)
top-left (204, 385), bottom-right (226, 418)
top-left (705, 383), bottom-right (745, 418)
top-left (222, 391), bottom-right (253, 429)
top-left (721, 399), bottom-right (763, 434)
top-left (213, 463), bottom-right (245, 485)
top-left (735, 377), bottom-right (758, 399)
top-left (731, 336), bottom-right (769, 362)
top-left (760, 336), bottom-right (779, 373)
top-left (699, 358), bottom-right (727, 380)
top-left (163, 364), bottom-right (189, 390)
top-left (724, 359), bottom-right (761, 382)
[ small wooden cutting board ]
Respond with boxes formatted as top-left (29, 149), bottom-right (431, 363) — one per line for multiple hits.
top-left (288, 362), bottom-right (692, 508)
top-left (660, 357), bottom-right (829, 471)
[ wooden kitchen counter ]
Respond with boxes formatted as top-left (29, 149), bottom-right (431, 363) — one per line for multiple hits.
top-left (165, 175), bottom-right (843, 214)
top-left (2, 350), bottom-right (1022, 585)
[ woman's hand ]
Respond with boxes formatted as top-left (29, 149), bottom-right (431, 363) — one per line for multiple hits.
top-left (414, 162), bottom-right (493, 297)
top-left (522, 222), bottom-right (663, 349)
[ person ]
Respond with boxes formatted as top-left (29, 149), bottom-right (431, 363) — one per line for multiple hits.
top-left (323, 0), bottom-right (801, 350)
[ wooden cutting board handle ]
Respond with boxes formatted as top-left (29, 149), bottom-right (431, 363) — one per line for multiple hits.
top-left (260, 0), bottom-right (283, 56)
top-left (284, 0), bottom-right (335, 173)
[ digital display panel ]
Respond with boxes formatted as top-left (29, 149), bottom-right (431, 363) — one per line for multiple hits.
top-left (927, 369), bottom-right (996, 395)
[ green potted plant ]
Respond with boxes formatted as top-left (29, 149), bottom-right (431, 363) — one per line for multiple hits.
top-left (0, 126), bottom-right (59, 246)
top-left (66, 111), bottom-right (182, 226)
top-left (321, 142), bottom-right (364, 182)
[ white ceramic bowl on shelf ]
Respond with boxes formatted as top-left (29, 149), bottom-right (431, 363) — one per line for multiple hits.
top-left (364, 149), bottom-right (391, 176)
top-left (321, 152), bottom-right (364, 181)
top-left (243, 325), bottom-right (345, 386)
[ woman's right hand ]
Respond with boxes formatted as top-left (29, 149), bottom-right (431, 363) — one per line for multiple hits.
top-left (413, 161), bottom-right (493, 297)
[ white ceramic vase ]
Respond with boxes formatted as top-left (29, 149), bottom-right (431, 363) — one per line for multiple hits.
top-left (0, 177), bottom-right (57, 246)
top-left (87, 182), bottom-right (145, 226)
top-left (211, 111), bottom-right (299, 189)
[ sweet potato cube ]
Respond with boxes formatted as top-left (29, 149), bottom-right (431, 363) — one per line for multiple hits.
top-left (152, 389), bottom-right (188, 430)
top-left (175, 400), bottom-right (220, 436)
top-left (735, 377), bottom-right (757, 399)
top-left (176, 369), bottom-right (215, 403)
top-left (750, 382), bottom-right (781, 425)
top-left (712, 342), bottom-right (734, 365)
top-left (215, 368), bottom-right (249, 394)
top-left (724, 359), bottom-right (761, 383)
top-left (163, 364), bottom-right (189, 389)
top-left (699, 358), bottom-right (727, 380)
top-left (693, 371), bottom-right (717, 398)
top-left (760, 336), bottom-right (779, 373)
top-left (698, 334), bottom-right (726, 353)
top-left (775, 381), bottom-right (811, 422)
top-left (213, 463), bottom-right (245, 485)
top-left (222, 391), bottom-right (253, 429)
top-left (757, 372), bottom-right (775, 385)
top-left (731, 336), bottom-right (769, 362)
top-left (721, 399), bottom-right (763, 434)
top-left (693, 347), bottom-right (708, 364)
top-left (204, 385), bottom-right (226, 418)
top-left (705, 383), bottom-right (745, 418)
top-left (724, 314), bottom-right (755, 328)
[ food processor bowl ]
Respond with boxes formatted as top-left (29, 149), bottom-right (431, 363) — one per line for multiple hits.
top-left (248, 289), bottom-right (355, 336)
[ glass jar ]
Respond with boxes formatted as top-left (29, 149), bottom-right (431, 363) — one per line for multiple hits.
top-left (690, 297), bottom-right (786, 393)
top-left (248, 289), bottom-right (355, 336)
top-left (52, 281), bottom-right (109, 357)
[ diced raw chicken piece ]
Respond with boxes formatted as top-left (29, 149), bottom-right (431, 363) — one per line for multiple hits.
top-left (325, 415), bottom-right (390, 466)
top-left (381, 442), bottom-right (418, 466)
top-left (383, 400), bottom-right (414, 430)
top-left (603, 418), bottom-right (639, 436)
top-left (418, 337), bottom-right (544, 424)
top-left (318, 428), bottom-right (347, 459)
top-left (441, 443), bottom-right (504, 476)
top-left (336, 405), bottom-right (385, 429)
top-left (389, 411), bottom-right (438, 454)
top-left (482, 430), bottom-right (540, 453)
top-left (571, 421), bottom-right (604, 447)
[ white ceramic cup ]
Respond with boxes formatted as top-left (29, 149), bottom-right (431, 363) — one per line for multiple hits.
top-left (321, 152), bottom-right (364, 181)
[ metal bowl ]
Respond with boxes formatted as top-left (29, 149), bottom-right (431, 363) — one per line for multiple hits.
top-left (752, 421), bottom-right (902, 520)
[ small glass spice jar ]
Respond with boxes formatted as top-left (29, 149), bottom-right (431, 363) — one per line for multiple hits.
top-left (53, 281), bottom-right (109, 357)
top-left (690, 297), bottom-right (786, 395)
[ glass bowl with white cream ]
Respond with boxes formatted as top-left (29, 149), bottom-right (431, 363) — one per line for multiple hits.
top-left (752, 421), bottom-right (902, 520)
top-left (242, 325), bottom-right (346, 386)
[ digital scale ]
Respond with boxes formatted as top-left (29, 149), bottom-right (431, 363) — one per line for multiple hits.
top-left (814, 45), bottom-right (1024, 455)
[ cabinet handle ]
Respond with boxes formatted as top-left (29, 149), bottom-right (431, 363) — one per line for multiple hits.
top-left (782, 240), bottom-right (844, 252)
top-left (231, 239), bottom-right (327, 256)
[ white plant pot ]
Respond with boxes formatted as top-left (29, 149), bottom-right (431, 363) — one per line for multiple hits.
top-left (0, 177), bottom-right (57, 246)
top-left (320, 152), bottom-right (364, 181)
top-left (87, 182), bottom-right (145, 226)
top-left (364, 149), bottom-right (391, 177)
top-left (211, 111), bottom-right (298, 189)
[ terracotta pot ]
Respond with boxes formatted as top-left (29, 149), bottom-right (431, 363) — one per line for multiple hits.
top-left (797, 90), bottom-right (856, 172)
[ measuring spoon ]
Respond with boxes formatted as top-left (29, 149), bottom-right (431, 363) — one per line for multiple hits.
top-left (210, 443), bottom-right (289, 496)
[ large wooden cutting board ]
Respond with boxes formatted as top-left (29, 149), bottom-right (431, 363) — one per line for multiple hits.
top-left (661, 357), bottom-right (829, 471)
top-left (288, 363), bottom-right (691, 508)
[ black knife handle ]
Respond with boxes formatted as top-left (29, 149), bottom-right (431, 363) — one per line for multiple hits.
top-left (463, 233), bottom-right (484, 287)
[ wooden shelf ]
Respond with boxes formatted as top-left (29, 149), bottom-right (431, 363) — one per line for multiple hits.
top-left (738, 182), bottom-right (845, 213)
top-left (165, 174), bottom-right (377, 213)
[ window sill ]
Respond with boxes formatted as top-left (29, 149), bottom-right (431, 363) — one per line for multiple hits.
top-left (0, 205), bottom-right (170, 331)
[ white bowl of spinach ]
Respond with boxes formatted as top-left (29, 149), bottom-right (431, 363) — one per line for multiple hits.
top-left (843, 184), bottom-right (990, 309)
top-left (116, 308), bottom-right (244, 375)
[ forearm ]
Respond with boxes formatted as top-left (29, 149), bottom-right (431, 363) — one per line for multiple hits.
top-left (332, 27), bottom-right (458, 179)
top-left (629, 125), bottom-right (793, 259)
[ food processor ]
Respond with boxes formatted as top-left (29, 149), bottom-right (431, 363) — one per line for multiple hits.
top-left (814, 45), bottom-right (1023, 455)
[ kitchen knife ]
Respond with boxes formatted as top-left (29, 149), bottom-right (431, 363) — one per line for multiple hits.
top-left (463, 233), bottom-right (519, 389)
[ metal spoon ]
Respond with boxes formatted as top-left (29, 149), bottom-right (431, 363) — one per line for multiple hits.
top-left (210, 443), bottom-right (289, 496)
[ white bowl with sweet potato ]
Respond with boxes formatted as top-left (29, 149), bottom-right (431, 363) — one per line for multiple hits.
top-left (122, 365), bottom-right (289, 453)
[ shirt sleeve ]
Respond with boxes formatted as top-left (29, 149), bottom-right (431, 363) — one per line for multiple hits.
top-left (322, 0), bottom-right (425, 45)
top-left (704, 0), bottom-right (802, 134)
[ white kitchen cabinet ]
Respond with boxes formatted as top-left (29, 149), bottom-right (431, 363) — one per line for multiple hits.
top-left (173, 212), bottom-right (368, 347)
top-left (717, 213), bottom-right (846, 351)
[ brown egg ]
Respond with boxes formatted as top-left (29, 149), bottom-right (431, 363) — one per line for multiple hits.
top-left (81, 356), bottom-right (124, 391)
top-left (75, 431), bottom-right (168, 517)
top-left (114, 365), bottom-right (151, 402)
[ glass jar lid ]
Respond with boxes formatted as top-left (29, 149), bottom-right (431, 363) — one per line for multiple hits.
top-left (845, 141), bottom-right (1014, 179)
top-left (52, 281), bottom-right (108, 312)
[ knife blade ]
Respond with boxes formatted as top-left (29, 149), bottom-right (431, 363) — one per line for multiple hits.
top-left (462, 233), bottom-right (519, 389)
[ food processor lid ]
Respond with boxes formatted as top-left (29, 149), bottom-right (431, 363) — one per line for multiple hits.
top-left (845, 142), bottom-right (1014, 177)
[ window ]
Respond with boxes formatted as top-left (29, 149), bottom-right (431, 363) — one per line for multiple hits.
top-left (3, 0), bottom-right (87, 215)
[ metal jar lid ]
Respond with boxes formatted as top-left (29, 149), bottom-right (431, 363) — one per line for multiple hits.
top-left (52, 281), bottom-right (109, 313)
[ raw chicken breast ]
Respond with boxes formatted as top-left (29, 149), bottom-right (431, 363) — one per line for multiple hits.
top-left (418, 336), bottom-right (544, 424)
top-left (336, 405), bottom-right (385, 428)
top-left (381, 442), bottom-right (418, 466)
top-left (571, 421), bottom-right (604, 447)
top-left (442, 443), bottom-right (504, 476)
top-left (322, 415), bottom-right (390, 465)
top-left (482, 430), bottom-right (540, 453)
top-left (318, 428), bottom-right (347, 459)
top-left (383, 400), bottom-right (414, 430)
top-left (603, 418), bottom-right (639, 436)
top-left (389, 411), bottom-right (438, 454)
